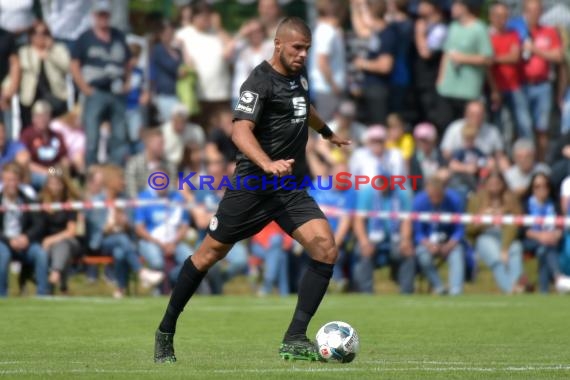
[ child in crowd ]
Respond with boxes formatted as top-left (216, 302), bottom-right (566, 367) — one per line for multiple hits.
top-left (50, 106), bottom-right (86, 177)
top-left (448, 123), bottom-right (487, 198)
top-left (386, 113), bottom-right (414, 166)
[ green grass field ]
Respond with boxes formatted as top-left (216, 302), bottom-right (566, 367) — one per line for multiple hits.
top-left (1, 295), bottom-right (570, 379)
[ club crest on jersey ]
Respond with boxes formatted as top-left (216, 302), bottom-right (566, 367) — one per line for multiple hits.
top-left (235, 91), bottom-right (259, 114)
top-left (300, 76), bottom-right (308, 91)
top-left (209, 216), bottom-right (218, 231)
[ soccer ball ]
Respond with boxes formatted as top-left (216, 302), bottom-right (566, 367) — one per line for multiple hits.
top-left (316, 321), bottom-right (360, 363)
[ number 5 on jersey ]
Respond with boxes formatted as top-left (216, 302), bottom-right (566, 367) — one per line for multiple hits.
top-left (292, 97), bottom-right (307, 117)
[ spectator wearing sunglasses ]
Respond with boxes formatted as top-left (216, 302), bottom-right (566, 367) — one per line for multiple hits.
top-left (17, 21), bottom-right (70, 128)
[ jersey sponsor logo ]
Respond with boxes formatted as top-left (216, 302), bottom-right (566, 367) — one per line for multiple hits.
top-left (289, 80), bottom-right (299, 90)
top-left (292, 97), bottom-right (307, 117)
top-left (209, 216), bottom-right (218, 231)
top-left (235, 91), bottom-right (259, 114)
top-left (300, 76), bottom-right (308, 91)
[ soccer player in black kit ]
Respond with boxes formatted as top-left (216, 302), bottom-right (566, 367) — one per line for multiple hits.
top-left (154, 17), bottom-right (350, 363)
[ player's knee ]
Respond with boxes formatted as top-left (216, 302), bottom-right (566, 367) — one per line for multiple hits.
top-left (314, 240), bottom-right (338, 265)
top-left (193, 244), bottom-right (231, 270)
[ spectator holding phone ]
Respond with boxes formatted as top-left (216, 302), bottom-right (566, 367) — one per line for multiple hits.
top-left (70, 0), bottom-right (131, 167)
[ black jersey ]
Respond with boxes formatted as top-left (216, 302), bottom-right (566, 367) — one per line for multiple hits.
top-left (232, 60), bottom-right (311, 192)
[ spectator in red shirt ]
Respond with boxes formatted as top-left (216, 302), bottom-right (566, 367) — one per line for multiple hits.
top-left (520, 0), bottom-right (563, 161)
top-left (488, 2), bottom-right (533, 146)
top-left (20, 100), bottom-right (69, 191)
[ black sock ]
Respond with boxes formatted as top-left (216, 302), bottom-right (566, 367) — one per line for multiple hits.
top-left (159, 258), bottom-right (206, 334)
top-left (284, 259), bottom-right (334, 340)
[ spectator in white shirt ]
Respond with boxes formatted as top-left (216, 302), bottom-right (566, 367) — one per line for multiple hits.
top-left (231, 19), bottom-right (273, 108)
top-left (349, 125), bottom-right (407, 179)
top-left (504, 138), bottom-right (550, 197)
top-left (309, 0), bottom-right (348, 121)
top-left (161, 103), bottom-right (205, 168)
top-left (41, 0), bottom-right (91, 49)
top-left (440, 100), bottom-right (507, 168)
top-left (175, 1), bottom-right (233, 130)
top-left (0, 0), bottom-right (37, 39)
top-left (258, 0), bottom-right (283, 39)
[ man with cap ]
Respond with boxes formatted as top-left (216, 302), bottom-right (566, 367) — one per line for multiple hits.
top-left (410, 122), bottom-right (446, 192)
top-left (70, 0), bottom-right (131, 168)
top-left (349, 125), bottom-right (407, 179)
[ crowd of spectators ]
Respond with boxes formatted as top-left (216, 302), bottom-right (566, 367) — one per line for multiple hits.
top-left (3, 0), bottom-right (570, 298)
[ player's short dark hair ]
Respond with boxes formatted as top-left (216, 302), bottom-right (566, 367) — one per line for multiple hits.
top-left (276, 16), bottom-right (311, 39)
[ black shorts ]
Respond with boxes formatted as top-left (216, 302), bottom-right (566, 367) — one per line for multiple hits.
top-left (207, 189), bottom-right (327, 244)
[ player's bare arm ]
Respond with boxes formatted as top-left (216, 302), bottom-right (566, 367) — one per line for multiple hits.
top-left (232, 119), bottom-right (294, 177)
top-left (308, 104), bottom-right (352, 148)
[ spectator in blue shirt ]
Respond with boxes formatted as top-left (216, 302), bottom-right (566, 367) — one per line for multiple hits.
top-left (0, 122), bottom-right (28, 172)
top-left (125, 42), bottom-right (148, 155)
top-left (387, 0), bottom-right (414, 115)
top-left (70, 0), bottom-right (131, 167)
top-left (308, 157), bottom-right (355, 291)
top-left (413, 176), bottom-right (465, 295)
top-left (522, 172), bottom-right (570, 293)
top-left (85, 164), bottom-right (164, 298)
top-left (150, 21), bottom-right (183, 123)
top-left (354, 181), bottom-right (414, 293)
top-left (134, 183), bottom-right (194, 290)
top-left (188, 144), bottom-right (248, 294)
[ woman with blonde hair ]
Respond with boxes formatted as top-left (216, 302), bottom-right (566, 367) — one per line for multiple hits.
top-left (466, 169), bottom-right (526, 294)
top-left (49, 105), bottom-right (86, 177)
top-left (39, 166), bottom-right (81, 294)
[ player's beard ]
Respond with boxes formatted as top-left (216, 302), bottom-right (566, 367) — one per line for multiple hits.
top-left (280, 51), bottom-right (301, 75)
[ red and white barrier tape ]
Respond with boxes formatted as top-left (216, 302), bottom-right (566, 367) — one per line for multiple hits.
top-left (318, 206), bottom-right (567, 228)
top-left (0, 199), bottom-right (170, 213)
top-left (3, 198), bottom-right (569, 228)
